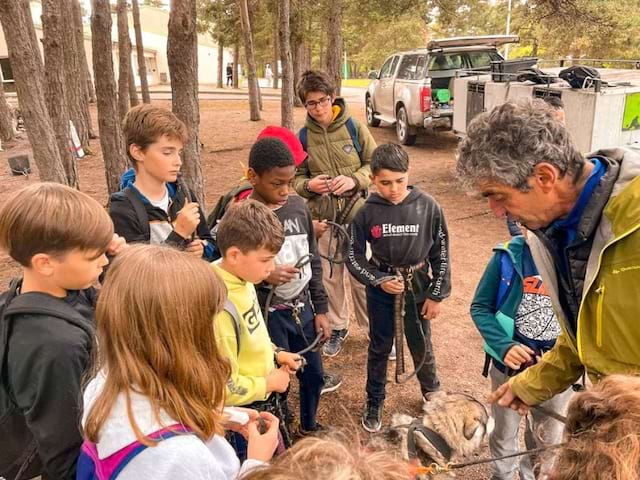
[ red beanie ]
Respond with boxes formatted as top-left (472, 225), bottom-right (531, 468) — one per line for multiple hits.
top-left (256, 126), bottom-right (307, 167)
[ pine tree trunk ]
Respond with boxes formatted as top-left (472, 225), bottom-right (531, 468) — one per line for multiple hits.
top-left (239, 0), bottom-right (260, 121)
top-left (324, 0), bottom-right (342, 95)
top-left (71, 0), bottom-right (96, 104)
top-left (233, 42), bottom-right (240, 89)
top-left (272, 12), bottom-right (279, 89)
top-left (278, 0), bottom-right (293, 130)
top-left (91, 0), bottom-right (127, 195)
top-left (117, 0), bottom-right (131, 122)
top-left (216, 36), bottom-right (224, 89)
top-left (60, 0), bottom-right (92, 149)
top-left (42, 0), bottom-right (79, 188)
top-left (168, 0), bottom-right (204, 205)
top-left (0, 81), bottom-right (15, 142)
top-left (129, 56), bottom-right (139, 106)
top-left (132, 0), bottom-right (151, 103)
top-left (0, 0), bottom-right (67, 184)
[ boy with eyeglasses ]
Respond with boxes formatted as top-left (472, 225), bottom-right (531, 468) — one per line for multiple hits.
top-left (292, 70), bottom-right (377, 358)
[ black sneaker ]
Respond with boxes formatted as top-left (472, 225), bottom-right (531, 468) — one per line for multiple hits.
top-left (322, 329), bottom-right (349, 357)
top-left (361, 399), bottom-right (383, 433)
top-left (298, 422), bottom-right (327, 437)
top-left (321, 372), bottom-right (343, 395)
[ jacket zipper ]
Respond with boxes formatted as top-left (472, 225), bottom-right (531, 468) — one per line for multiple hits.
top-left (595, 284), bottom-right (605, 347)
top-left (577, 223), bottom-right (640, 361)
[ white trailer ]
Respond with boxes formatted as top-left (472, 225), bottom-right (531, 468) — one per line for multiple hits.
top-left (453, 68), bottom-right (640, 153)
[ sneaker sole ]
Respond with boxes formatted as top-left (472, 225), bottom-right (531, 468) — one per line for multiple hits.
top-left (361, 417), bottom-right (382, 433)
top-left (320, 380), bottom-right (343, 395)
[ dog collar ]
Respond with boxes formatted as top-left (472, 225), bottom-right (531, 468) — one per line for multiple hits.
top-left (407, 419), bottom-right (453, 463)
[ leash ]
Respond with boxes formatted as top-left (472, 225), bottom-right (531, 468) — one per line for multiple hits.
top-left (318, 191), bottom-right (362, 276)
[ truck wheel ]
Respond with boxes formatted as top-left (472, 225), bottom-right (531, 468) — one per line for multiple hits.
top-left (396, 106), bottom-right (417, 145)
top-left (366, 96), bottom-right (381, 127)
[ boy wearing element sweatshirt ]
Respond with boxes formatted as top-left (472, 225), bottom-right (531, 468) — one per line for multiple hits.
top-left (347, 144), bottom-right (451, 433)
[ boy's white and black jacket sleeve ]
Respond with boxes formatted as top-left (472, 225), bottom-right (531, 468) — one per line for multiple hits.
top-left (347, 187), bottom-right (451, 302)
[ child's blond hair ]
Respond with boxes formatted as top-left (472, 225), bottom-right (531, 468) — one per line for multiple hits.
top-left (0, 182), bottom-right (113, 266)
top-left (84, 244), bottom-right (230, 444)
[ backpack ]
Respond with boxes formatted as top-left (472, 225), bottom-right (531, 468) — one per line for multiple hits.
top-left (516, 67), bottom-right (557, 84)
top-left (205, 182), bottom-right (253, 234)
top-left (298, 117), bottom-right (363, 162)
top-left (223, 299), bottom-right (242, 355)
top-left (0, 280), bottom-right (96, 479)
top-left (559, 65), bottom-right (602, 89)
top-left (76, 424), bottom-right (192, 480)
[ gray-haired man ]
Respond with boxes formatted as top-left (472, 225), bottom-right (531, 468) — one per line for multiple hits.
top-left (457, 99), bottom-right (640, 414)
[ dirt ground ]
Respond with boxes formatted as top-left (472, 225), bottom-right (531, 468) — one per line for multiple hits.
top-left (0, 98), bottom-right (512, 478)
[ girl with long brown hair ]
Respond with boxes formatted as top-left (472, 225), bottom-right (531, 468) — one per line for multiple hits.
top-left (78, 245), bottom-right (279, 479)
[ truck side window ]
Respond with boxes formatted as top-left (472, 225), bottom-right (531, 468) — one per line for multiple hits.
top-left (379, 56), bottom-right (395, 79)
top-left (415, 55), bottom-right (427, 78)
top-left (467, 51), bottom-right (498, 69)
top-left (428, 54), bottom-right (462, 71)
top-left (397, 54), bottom-right (419, 80)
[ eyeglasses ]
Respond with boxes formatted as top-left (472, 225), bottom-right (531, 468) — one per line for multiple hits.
top-left (305, 96), bottom-right (332, 110)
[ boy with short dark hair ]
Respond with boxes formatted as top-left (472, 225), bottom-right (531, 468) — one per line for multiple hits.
top-left (0, 183), bottom-right (122, 480)
top-left (347, 144), bottom-right (451, 432)
top-left (246, 136), bottom-right (331, 434)
top-left (213, 200), bottom-right (303, 458)
top-left (110, 104), bottom-right (215, 260)
top-left (293, 69), bottom-right (377, 357)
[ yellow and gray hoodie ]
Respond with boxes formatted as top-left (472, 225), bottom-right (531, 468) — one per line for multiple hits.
top-left (511, 146), bottom-right (640, 405)
top-left (212, 264), bottom-right (274, 407)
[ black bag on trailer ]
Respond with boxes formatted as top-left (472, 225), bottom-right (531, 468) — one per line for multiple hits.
top-left (559, 65), bottom-right (602, 88)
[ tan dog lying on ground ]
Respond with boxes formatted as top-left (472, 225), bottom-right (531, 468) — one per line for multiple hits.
top-left (382, 391), bottom-right (494, 478)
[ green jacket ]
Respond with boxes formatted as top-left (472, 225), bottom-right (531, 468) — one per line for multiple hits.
top-left (292, 98), bottom-right (377, 223)
top-left (510, 146), bottom-right (640, 405)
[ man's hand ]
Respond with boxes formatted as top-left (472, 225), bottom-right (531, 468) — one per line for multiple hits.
top-left (107, 233), bottom-right (127, 256)
top-left (314, 313), bottom-right (330, 341)
top-left (275, 351), bottom-right (303, 374)
top-left (185, 239), bottom-right (204, 258)
top-left (331, 175), bottom-right (356, 196)
top-left (265, 265), bottom-right (299, 286)
top-left (313, 220), bottom-right (329, 239)
top-left (503, 344), bottom-right (535, 370)
top-left (265, 366), bottom-right (291, 393)
top-left (307, 174), bottom-right (333, 195)
top-left (174, 202), bottom-right (200, 238)
top-left (421, 299), bottom-right (441, 320)
top-left (488, 382), bottom-right (530, 416)
top-left (381, 277), bottom-right (405, 295)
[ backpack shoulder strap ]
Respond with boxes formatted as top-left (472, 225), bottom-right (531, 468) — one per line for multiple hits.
top-left (4, 293), bottom-right (96, 339)
top-left (123, 186), bottom-right (150, 237)
top-left (298, 127), bottom-right (308, 152)
top-left (223, 299), bottom-right (241, 355)
top-left (345, 117), bottom-right (362, 159)
top-left (206, 183), bottom-right (253, 232)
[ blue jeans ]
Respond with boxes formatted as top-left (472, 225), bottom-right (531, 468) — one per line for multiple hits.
top-left (366, 285), bottom-right (440, 403)
top-left (266, 302), bottom-right (324, 430)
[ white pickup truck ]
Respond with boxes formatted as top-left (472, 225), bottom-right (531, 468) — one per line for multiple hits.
top-left (365, 35), bottom-right (518, 145)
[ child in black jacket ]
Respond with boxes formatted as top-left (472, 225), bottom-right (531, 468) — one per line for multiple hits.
top-left (347, 144), bottom-right (451, 433)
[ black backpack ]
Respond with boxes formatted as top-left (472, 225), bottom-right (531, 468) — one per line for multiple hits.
top-left (559, 65), bottom-right (602, 89)
top-left (0, 280), bottom-right (95, 479)
top-left (516, 67), bottom-right (557, 84)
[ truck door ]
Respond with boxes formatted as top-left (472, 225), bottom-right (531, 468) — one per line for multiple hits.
top-left (377, 55), bottom-right (400, 118)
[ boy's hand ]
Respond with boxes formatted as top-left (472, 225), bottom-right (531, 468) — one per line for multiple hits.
top-left (174, 202), bottom-right (200, 238)
top-left (266, 265), bottom-right (299, 285)
top-left (222, 407), bottom-right (259, 436)
top-left (266, 366), bottom-right (291, 393)
top-left (503, 344), bottom-right (535, 370)
top-left (488, 382), bottom-right (530, 416)
top-left (275, 350), bottom-right (303, 373)
top-left (313, 220), bottom-right (329, 239)
top-left (185, 239), bottom-right (204, 257)
top-left (422, 299), bottom-right (441, 320)
top-left (107, 233), bottom-right (127, 256)
top-left (246, 412), bottom-right (279, 462)
top-left (381, 278), bottom-right (405, 295)
top-left (331, 175), bottom-right (356, 196)
top-left (314, 313), bottom-right (330, 341)
top-left (308, 174), bottom-right (333, 195)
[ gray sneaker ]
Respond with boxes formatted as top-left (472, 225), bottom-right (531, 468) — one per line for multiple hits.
top-left (322, 329), bottom-right (349, 357)
top-left (321, 372), bottom-right (343, 395)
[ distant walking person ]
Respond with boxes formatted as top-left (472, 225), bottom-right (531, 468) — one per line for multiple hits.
top-left (227, 63), bottom-right (233, 87)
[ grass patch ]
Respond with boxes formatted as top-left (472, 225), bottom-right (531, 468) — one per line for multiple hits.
top-left (342, 78), bottom-right (371, 88)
